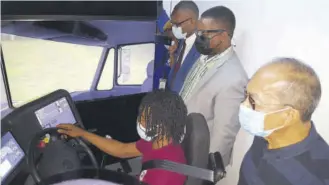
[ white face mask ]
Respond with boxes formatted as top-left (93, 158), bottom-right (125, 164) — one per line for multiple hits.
top-left (172, 26), bottom-right (187, 39)
top-left (164, 40), bottom-right (175, 50)
top-left (137, 122), bottom-right (153, 142)
top-left (239, 105), bottom-right (290, 137)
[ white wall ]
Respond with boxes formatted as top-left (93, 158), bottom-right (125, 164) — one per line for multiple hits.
top-left (164, 0), bottom-right (329, 184)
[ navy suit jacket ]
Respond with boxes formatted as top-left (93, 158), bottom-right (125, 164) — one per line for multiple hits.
top-left (167, 41), bottom-right (200, 93)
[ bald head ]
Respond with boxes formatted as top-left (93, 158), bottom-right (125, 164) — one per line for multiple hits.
top-left (249, 57), bottom-right (321, 122)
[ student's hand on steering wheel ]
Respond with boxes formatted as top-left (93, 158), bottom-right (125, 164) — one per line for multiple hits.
top-left (57, 124), bottom-right (87, 138)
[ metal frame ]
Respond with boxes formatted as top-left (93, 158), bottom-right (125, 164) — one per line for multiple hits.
top-left (91, 48), bottom-right (113, 91)
top-left (1, 1), bottom-right (161, 21)
top-left (115, 42), bottom-right (156, 87)
top-left (1, 15), bottom-right (157, 22)
top-left (0, 47), bottom-right (14, 109)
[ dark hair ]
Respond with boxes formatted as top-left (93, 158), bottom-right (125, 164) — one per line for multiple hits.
top-left (172, 0), bottom-right (199, 19)
top-left (201, 6), bottom-right (236, 37)
top-left (137, 90), bottom-right (188, 144)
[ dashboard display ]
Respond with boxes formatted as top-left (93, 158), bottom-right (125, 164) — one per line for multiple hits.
top-left (35, 97), bottom-right (76, 129)
top-left (0, 132), bottom-right (25, 183)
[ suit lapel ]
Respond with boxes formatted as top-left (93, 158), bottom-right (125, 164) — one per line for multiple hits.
top-left (167, 40), bottom-right (184, 83)
top-left (186, 51), bottom-right (236, 102)
top-left (169, 44), bottom-right (200, 92)
top-left (177, 46), bottom-right (199, 79)
top-left (174, 46), bottom-right (200, 90)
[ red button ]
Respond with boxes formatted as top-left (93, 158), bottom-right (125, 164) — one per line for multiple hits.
top-left (37, 141), bottom-right (46, 148)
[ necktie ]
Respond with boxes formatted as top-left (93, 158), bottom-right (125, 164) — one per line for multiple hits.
top-left (174, 41), bottom-right (187, 73)
top-left (170, 41), bottom-right (186, 88)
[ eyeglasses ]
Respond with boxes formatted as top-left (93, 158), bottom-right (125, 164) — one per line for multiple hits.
top-left (171, 18), bottom-right (191, 27)
top-left (196, 29), bottom-right (226, 37)
top-left (244, 89), bottom-right (296, 111)
top-left (244, 90), bottom-right (256, 110)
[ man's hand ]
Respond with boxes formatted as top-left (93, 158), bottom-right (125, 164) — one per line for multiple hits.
top-left (168, 40), bottom-right (178, 67)
top-left (168, 40), bottom-right (178, 55)
top-left (57, 124), bottom-right (87, 138)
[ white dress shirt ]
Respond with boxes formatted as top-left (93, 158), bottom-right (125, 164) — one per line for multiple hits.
top-left (181, 33), bottom-right (196, 65)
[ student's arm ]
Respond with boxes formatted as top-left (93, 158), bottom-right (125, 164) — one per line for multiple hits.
top-left (57, 124), bottom-right (141, 158)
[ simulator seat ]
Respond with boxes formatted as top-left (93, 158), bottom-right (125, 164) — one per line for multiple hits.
top-left (142, 113), bottom-right (226, 185)
top-left (183, 112), bottom-right (211, 185)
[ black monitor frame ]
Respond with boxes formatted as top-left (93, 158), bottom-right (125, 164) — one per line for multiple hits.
top-left (1, 1), bottom-right (162, 21)
top-left (0, 131), bottom-right (26, 185)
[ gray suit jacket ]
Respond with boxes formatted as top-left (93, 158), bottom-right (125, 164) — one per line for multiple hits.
top-left (185, 51), bottom-right (248, 166)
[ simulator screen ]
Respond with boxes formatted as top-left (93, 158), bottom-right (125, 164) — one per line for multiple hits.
top-left (0, 132), bottom-right (25, 183)
top-left (35, 97), bottom-right (76, 129)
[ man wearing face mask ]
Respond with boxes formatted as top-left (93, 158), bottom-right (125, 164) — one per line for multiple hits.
top-left (57, 90), bottom-right (187, 185)
top-left (167, 0), bottom-right (200, 93)
top-left (180, 6), bottom-right (248, 167)
top-left (238, 58), bottom-right (329, 185)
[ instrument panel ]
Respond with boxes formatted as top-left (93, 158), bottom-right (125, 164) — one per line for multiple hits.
top-left (0, 132), bottom-right (25, 183)
top-left (1, 89), bottom-right (84, 185)
top-left (35, 97), bottom-right (76, 129)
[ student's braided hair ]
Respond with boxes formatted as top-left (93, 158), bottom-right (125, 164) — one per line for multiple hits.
top-left (137, 90), bottom-right (188, 145)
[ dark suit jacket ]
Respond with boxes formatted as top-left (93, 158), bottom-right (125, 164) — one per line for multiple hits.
top-left (167, 40), bottom-right (200, 93)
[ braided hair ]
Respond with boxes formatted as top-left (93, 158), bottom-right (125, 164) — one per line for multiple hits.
top-left (137, 90), bottom-right (188, 145)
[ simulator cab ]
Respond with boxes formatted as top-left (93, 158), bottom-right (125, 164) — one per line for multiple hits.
top-left (1, 1), bottom-right (225, 185)
top-left (1, 89), bottom-right (144, 185)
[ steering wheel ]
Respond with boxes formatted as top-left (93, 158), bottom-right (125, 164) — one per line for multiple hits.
top-left (27, 127), bottom-right (99, 184)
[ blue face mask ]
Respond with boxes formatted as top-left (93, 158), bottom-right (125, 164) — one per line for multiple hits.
top-left (239, 105), bottom-right (290, 137)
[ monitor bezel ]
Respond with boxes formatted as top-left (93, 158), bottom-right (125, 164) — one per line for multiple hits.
top-left (34, 97), bottom-right (77, 130)
top-left (0, 131), bottom-right (26, 185)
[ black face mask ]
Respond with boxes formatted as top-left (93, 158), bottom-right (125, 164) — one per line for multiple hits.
top-left (194, 35), bottom-right (215, 55)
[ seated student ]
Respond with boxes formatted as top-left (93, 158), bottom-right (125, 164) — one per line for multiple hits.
top-left (57, 90), bottom-right (187, 185)
top-left (238, 57), bottom-right (329, 185)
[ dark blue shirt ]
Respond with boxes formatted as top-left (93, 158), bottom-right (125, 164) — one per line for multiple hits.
top-left (238, 123), bottom-right (329, 185)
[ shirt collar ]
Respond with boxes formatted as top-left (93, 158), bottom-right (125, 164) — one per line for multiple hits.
top-left (200, 46), bottom-right (234, 64)
top-left (261, 122), bottom-right (320, 160)
top-left (185, 33), bottom-right (196, 46)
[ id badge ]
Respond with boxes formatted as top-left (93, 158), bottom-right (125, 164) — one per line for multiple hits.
top-left (159, 78), bottom-right (167, 89)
